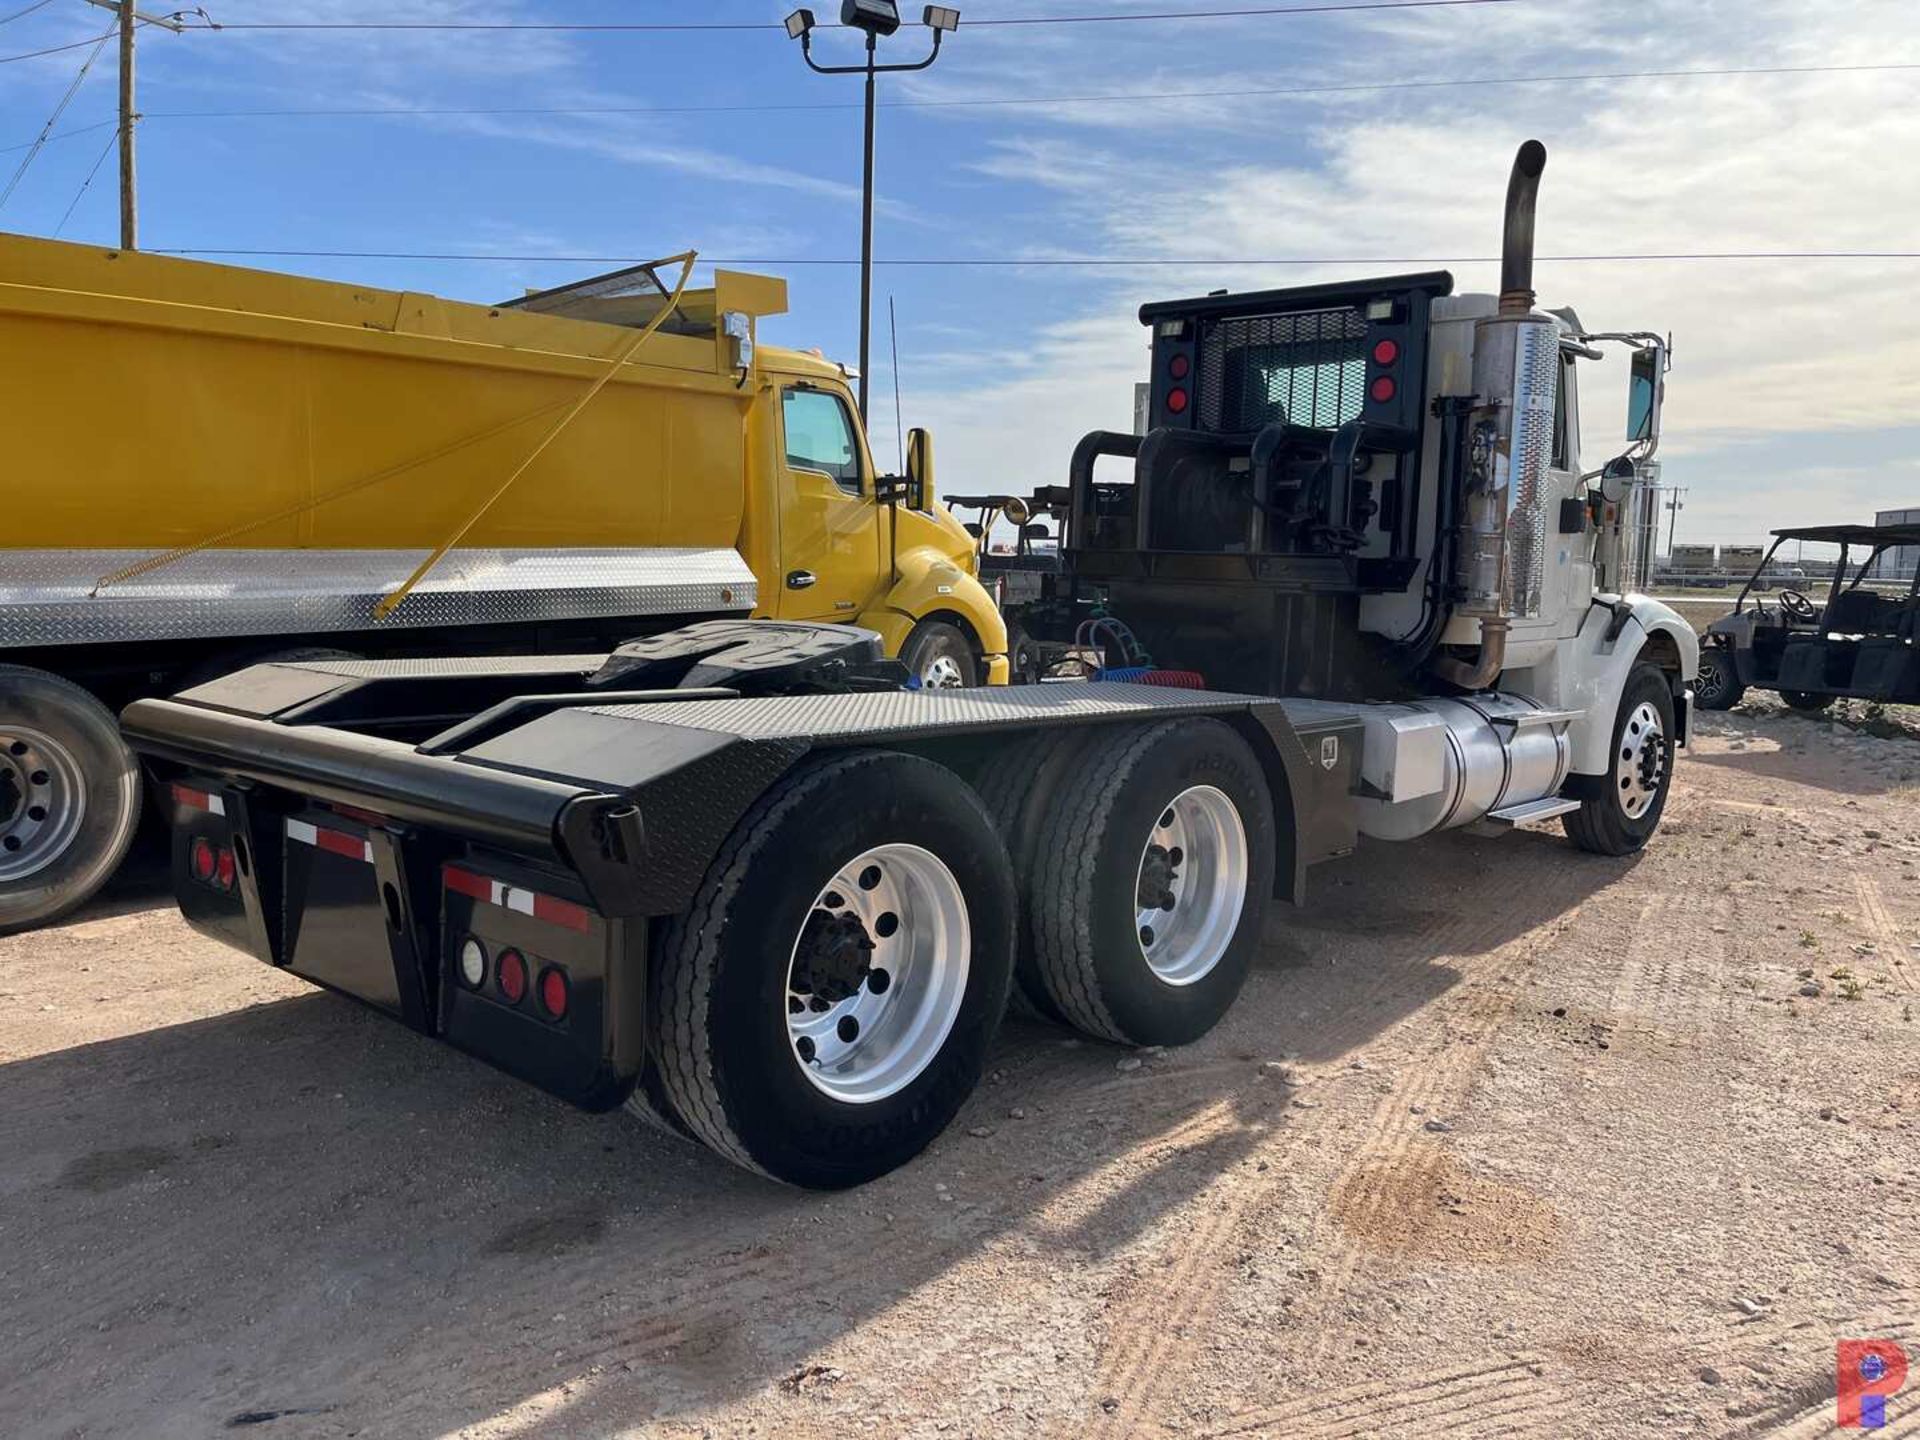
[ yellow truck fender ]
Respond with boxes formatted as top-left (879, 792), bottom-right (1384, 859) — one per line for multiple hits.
top-left (858, 548), bottom-right (1012, 686)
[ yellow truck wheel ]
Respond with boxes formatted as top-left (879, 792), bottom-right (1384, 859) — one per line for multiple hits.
top-left (0, 666), bottom-right (142, 935)
top-left (900, 620), bottom-right (977, 689)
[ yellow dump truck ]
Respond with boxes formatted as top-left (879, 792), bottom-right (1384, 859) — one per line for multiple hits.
top-left (0, 233), bottom-right (1007, 932)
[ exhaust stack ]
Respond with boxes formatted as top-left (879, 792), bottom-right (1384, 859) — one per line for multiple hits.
top-left (1498, 140), bottom-right (1547, 317)
top-left (1436, 140), bottom-right (1557, 691)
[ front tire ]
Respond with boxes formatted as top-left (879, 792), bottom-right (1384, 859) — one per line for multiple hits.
top-left (901, 620), bottom-right (978, 689)
top-left (0, 667), bottom-right (142, 936)
top-left (649, 750), bottom-right (1014, 1188)
top-left (1694, 647), bottom-right (1744, 710)
top-left (1563, 663), bottom-right (1675, 857)
top-left (1028, 719), bottom-right (1274, 1047)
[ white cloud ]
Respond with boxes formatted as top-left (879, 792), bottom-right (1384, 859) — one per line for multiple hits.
top-left (910, 0), bottom-right (1920, 532)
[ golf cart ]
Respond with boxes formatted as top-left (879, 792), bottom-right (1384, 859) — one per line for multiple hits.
top-left (1695, 522), bottom-right (1920, 711)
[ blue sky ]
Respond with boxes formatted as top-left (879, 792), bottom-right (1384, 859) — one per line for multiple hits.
top-left (5, 0), bottom-right (1920, 553)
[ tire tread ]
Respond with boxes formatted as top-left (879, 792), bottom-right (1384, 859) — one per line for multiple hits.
top-left (1028, 720), bottom-right (1186, 1043)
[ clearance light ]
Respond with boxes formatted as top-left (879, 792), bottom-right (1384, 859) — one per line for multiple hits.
top-left (459, 937), bottom-right (487, 989)
top-left (497, 949), bottom-right (529, 1006)
top-left (1369, 376), bottom-right (1397, 403)
top-left (1166, 387), bottom-right (1189, 415)
top-left (538, 967), bottom-right (570, 1022)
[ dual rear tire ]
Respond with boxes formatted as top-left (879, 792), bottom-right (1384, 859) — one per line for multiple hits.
top-left (638, 720), bottom-right (1276, 1187)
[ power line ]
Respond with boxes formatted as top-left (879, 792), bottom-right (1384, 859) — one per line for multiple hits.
top-left (0, 119), bottom-right (114, 154)
top-left (53, 121), bottom-right (117, 234)
top-left (0, 29), bottom-right (112, 210)
top-left (152, 248), bottom-right (1920, 265)
top-left (0, 28), bottom-right (116, 62)
top-left (15, 55), bottom-right (1920, 154)
top-left (127, 60), bottom-right (1920, 124)
top-left (192, 0), bottom-right (1515, 31)
top-left (0, 0), bottom-right (58, 26)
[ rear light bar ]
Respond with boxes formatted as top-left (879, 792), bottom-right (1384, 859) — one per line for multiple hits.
top-left (188, 834), bottom-right (238, 893)
top-left (443, 865), bottom-right (591, 934)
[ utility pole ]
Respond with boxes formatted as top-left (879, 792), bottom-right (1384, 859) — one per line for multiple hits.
top-left (1663, 485), bottom-right (1687, 557)
top-left (85, 0), bottom-right (184, 250)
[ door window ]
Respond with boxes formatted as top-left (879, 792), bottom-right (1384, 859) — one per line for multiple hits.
top-left (783, 388), bottom-right (863, 495)
top-left (1551, 357), bottom-right (1572, 471)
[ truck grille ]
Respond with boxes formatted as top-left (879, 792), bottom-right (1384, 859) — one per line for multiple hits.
top-left (1196, 306), bottom-right (1368, 433)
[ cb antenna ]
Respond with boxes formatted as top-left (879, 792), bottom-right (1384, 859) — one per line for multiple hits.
top-left (889, 294), bottom-right (905, 474)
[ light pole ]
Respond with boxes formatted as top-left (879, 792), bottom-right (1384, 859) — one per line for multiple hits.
top-left (785, 4), bottom-right (959, 423)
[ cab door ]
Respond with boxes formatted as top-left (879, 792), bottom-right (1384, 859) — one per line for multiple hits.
top-left (774, 382), bottom-right (885, 621)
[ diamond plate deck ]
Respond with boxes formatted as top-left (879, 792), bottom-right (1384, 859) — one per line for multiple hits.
top-left (0, 547), bottom-right (756, 648)
top-left (585, 681), bottom-right (1278, 743)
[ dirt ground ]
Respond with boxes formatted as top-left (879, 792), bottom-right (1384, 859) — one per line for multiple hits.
top-left (2, 705), bottom-right (1917, 1440)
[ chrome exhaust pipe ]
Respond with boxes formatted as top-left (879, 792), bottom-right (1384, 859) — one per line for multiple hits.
top-left (1499, 140), bottom-right (1547, 317)
top-left (1436, 141), bottom-right (1553, 690)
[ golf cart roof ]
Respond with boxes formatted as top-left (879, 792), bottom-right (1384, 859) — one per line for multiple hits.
top-left (1769, 523), bottom-right (1920, 548)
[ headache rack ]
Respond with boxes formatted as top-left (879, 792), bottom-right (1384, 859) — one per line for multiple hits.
top-left (1060, 272), bottom-right (1458, 697)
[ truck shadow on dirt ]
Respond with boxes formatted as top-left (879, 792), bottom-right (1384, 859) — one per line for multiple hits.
top-left (0, 827), bottom-right (1631, 1438)
top-left (1686, 711), bottom-right (1919, 798)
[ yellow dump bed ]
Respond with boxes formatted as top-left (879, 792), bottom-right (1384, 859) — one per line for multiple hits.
top-left (0, 233), bottom-right (790, 644)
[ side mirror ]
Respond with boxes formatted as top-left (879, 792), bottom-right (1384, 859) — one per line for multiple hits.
top-left (1626, 346), bottom-right (1662, 443)
top-left (905, 427), bottom-right (934, 511)
top-left (1598, 452), bottom-right (1636, 503)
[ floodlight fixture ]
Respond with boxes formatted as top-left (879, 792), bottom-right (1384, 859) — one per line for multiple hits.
top-left (786, 0), bottom-right (956, 423)
top-left (841, 0), bottom-right (902, 35)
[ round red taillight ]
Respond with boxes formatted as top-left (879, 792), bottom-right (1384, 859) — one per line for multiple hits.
top-left (1166, 387), bottom-right (1189, 415)
top-left (1168, 353), bottom-right (1190, 380)
top-left (214, 847), bottom-right (237, 891)
top-left (1369, 376), bottom-right (1397, 403)
top-left (189, 836), bottom-right (215, 883)
top-left (497, 948), bottom-right (528, 1005)
top-left (538, 967), bottom-right (569, 1021)
top-left (1372, 338), bottom-right (1400, 366)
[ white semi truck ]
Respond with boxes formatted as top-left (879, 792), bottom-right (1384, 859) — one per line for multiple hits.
top-left (125, 142), bottom-right (1697, 1188)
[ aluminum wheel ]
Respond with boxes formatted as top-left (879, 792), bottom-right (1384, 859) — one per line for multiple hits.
top-left (1616, 700), bottom-right (1668, 820)
top-left (786, 843), bottom-right (970, 1104)
top-left (1133, 785), bottom-right (1249, 987)
top-left (0, 725), bottom-right (86, 884)
top-left (919, 654), bottom-right (966, 689)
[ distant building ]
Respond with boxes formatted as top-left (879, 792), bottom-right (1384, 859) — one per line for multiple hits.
top-left (1874, 507), bottom-right (1920, 578)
